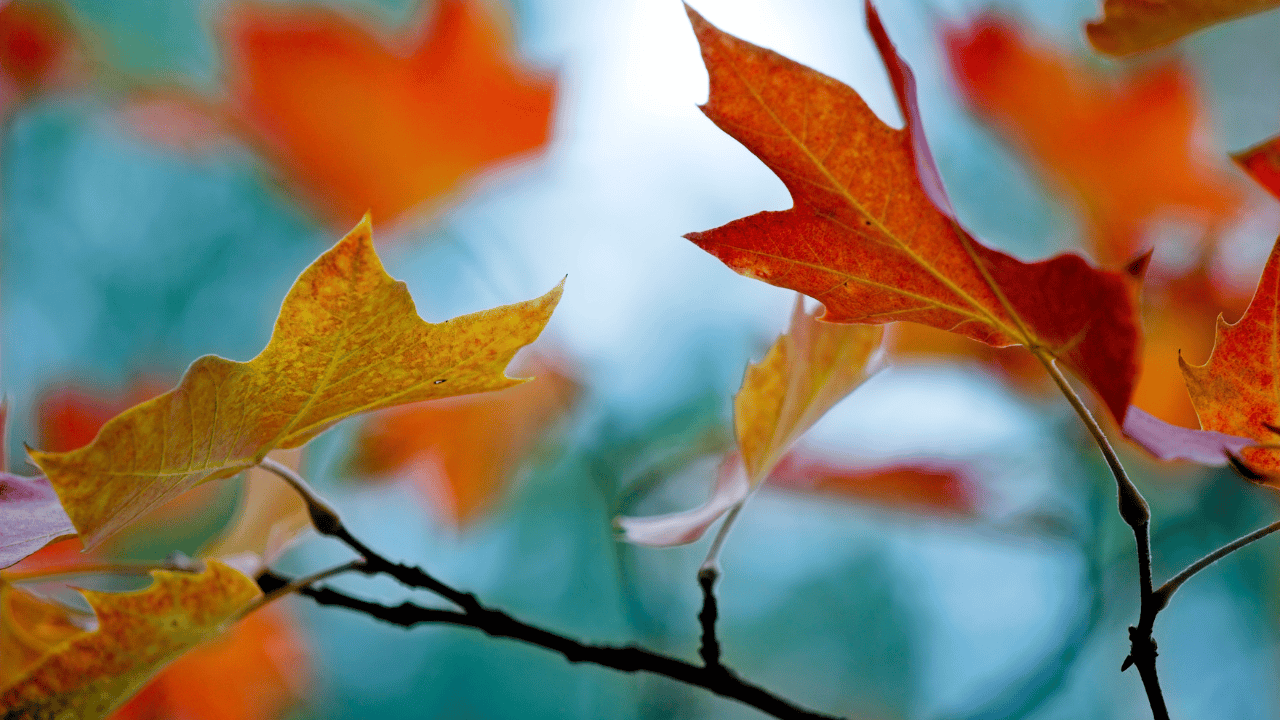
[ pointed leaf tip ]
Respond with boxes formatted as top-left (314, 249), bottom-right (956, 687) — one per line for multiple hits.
top-left (682, 3), bottom-right (1142, 424)
top-left (31, 218), bottom-right (564, 548)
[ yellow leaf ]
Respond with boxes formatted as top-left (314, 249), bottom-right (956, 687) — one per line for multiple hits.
top-left (736, 297), bottom-right (883, 485)
top-left (0, 561), bottom-right (261, 720)
top-left (0, 579), bottom-right (90, 689)
top-left (30, 215), bottom-right (564, 548)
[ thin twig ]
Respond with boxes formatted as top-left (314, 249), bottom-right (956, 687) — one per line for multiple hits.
top-left (1155, 518), bottom-right (1280, 604)
top-left (257, 457), bottom-right (479, 611)
top-left (1033, 351), bottom-right (1167, 720)
top-left (230, 560), bottom-right (362, 624)
top-left (258, 571), bottom-right (841, 720)
top-left (697, 566), bottom-right (723, 670)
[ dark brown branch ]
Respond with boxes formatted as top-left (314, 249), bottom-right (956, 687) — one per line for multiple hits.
top-left (1034, 353), bottom-right (1168, 720)
top-left (697, 566), bottom-right (724, 670)
top-left (258, 571), bottom-right (841, 720)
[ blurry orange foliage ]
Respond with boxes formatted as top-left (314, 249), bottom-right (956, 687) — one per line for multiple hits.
top-left (351, 354), bottom-right (577, 526)
top-left (0, 0), bottom-right (75, 93)
top-left (943, 14), bottom-right (1238, 266)
top-left (222, 0), bottom-right (556, 227)
top-left (767, 451), bottom-right (975, 516)
top-left (109, 603), bottom-right (308, 720)
top-left (36, 378), bottom-right (175, 453)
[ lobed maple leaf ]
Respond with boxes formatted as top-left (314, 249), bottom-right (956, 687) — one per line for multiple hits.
top-left (29, 216), bottom-right (564, 548)
top-left (222, 0), bottom-right (556, 227)
top-left (1087, 0), bottom-right (1280, 56)
top-left (1178, 235), bottom-right (1280, 478)
top-left (618, 297), bottom-right (882, 546)
top-left (351, 353), bottom-right (578, 527)
top-left (683, 3), bottom-right (1144, 426)
top-left (0, 561), bottom-right (261, 720)
top-left (943, 14), bottom-right (1239, 267)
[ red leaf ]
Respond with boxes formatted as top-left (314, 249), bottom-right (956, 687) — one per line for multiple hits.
top-left (683, 3), bottom-right (1143, 424)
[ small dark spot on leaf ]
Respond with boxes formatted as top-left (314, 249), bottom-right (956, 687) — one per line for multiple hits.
top-left (433, 379), bottom-right (446, 385)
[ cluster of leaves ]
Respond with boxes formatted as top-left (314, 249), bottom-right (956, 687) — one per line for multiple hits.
top-left (7, 0), bottom-right (1280, 719)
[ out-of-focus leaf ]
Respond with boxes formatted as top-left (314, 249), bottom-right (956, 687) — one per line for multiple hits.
top-left (618, 298), bottom-right (881, 546)
top-left (222, 0), bottom-right (556, 226)
top-left (735, 299), bottom-right (882, 485)
top-left (1086, 0), bottom-right (1280, 56)
top-left (0, 580), bottom-right (91, 689)
top-left (29, 216), bottom-right (564, 548)
top-left (0, 0), bottom-right (78, 94)
top-left (616, 455), bottom-right (749, 547)
top-left (684, 4), bottom-right (1143, 425)
top-left (0, 474), bottom-right (76, 569)
top-left (1122, 406), bottom-right (1251, 466)
top-left (1235, 135), bottom-right (1280, 201)
top-left (1180, 235), bottom-right (1280, 477)
top-left (0, 561), bottom-right (260, 720)
top-left (765, 450), bottom-right (977, 515)
top-left (108, 603), bottom-right (307, 720)
top-left (36, 378), bottom-right (176, 453)
top-left (200, 449), bottom-right (309, 573)
top-left (944, 13), bottom-right (1238, 266)
top-left (351, 353), bottom-right (577, 527)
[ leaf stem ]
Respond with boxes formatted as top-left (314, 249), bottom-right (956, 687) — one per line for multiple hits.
top-left (229, 559), bottom-right (361, 624)
top-left (1032, 351), bottom-right (1167, 720)
top-left (1155, 518), bottom-right (1280, 605)
top-left (260, 570), bottom-right (840, 720)
top-left (258, 457), bottom-right (482, 612)
top-left (697, 565), bottom-right (724, 670)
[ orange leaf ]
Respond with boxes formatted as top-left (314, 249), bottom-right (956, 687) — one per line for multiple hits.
top-left (36, 377), bottom-right (176, 453)
top-left (1086, 0), bottom-right (1280, 56)
top-left (0, 579), bottom-right (91, 689)
top-left (943, 14), bottom-right (1238, 266)
top-left (684, 3), bottom-right (1143, 424)
top-left (351, 353), bottom-right (577, 526)
top-left (1234, 134), bottom-right (1280, 202)
top-left (109, 603), bottom-right (307, 720)
top-left (735, 298), bottom-right (882, 484)
top-left (223, 0), bottom-right (556, 227)
top-left (1180, 235), bottom-right (1280, 477)
top-left (766, 450), bottom-right (977, 516)
top-left (0, 561), bottom-right (261, 720)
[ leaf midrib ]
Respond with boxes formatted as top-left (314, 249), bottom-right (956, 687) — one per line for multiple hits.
top-left (718, 42), bottom-right (1028, 344)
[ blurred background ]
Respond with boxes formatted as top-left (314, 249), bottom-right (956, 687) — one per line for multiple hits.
top-left (4, 0), bottom-right (1280, 717)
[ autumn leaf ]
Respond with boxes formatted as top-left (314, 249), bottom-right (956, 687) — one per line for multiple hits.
top-left (351, 353), bottom-right (578, 527)
top-left (222, 0), bottom-right (555, 227)
top-left (1234, 134), bottom-right (1280, 201)
top-left (109, 603), bottom-right (307, 720)
top-left (30, 216), bottom-right (564, 548)
top-left (618, 298), bottom-right (882, 546)
top-left (0, 579), bottom-right (91, 689)
top-left (0, 473), bottom-right (76, 569)
top-left (0, 0), bottom-right (78, 95)
top-left (765, 450), bottom-right (976, 516)
top-left (36, 377), bottom-right (176, 453)
top-left (0, 561), bottom-right (260, 720)
top-left (1178, 235), bottom-right (1280, 477)
top-left (1086, 0), bottom-right (1280, 56)
top-left (943, 14), bottom-right (1239, 266)
top-left (683, 3), bottom-right (1143, 425)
